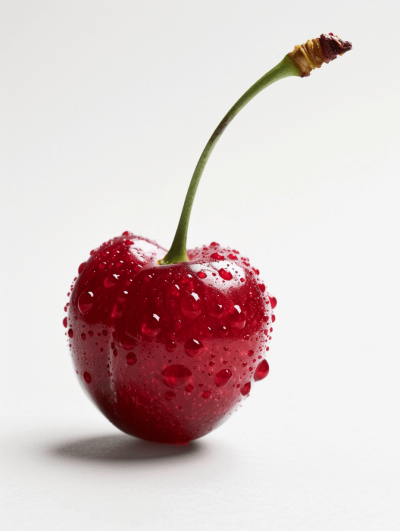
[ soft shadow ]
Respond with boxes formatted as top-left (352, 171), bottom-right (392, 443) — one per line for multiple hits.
top-left (50, 433), bottom-right (202, 462)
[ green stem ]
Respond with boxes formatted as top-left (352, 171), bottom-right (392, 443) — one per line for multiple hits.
top-left (160, 54), bottom-right (300, 265)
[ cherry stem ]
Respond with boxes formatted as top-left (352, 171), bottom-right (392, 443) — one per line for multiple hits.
top-left (160, 54), bottom-right (300, 265)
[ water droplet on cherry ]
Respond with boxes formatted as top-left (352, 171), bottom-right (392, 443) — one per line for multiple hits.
top-left (219, 268), bottom-right (233, 281)
top-left (83, 371), bottom-right (91, 384)
top-left (68, 328), bottom-right (74, 338)
top-left (162, 365), bottom-right (192, 388)
top-left (63, 317), bottom-right (67, 328)
top-left (197, 271), bottom-right (207, 279)
top-left (254, 359), bottom-right (269, 381)
top-left (241, 382), bottom-right (251, 396)
top-left (141, 313), bottom-right (161, 337)
top-left (229, 304), bottom-right (246, 329)
top-left (184, 338), bottom-right (204, 357)
top-left (164, 391), bottom-right (176, 401)
top-left (211, 252), bottom-right (224, 260)
top-left (181, 291), bottom-right (202, 319)
top-left (78, 262), bottom-right (86, 274)
top-left (78, 291), bottom-right (94, 314)
top-left (215, 369), bottom-right (232, 387)
top-left (269, 295), bottom-right (277, 309)
top-left (126, 352), bottom-right (137, 366)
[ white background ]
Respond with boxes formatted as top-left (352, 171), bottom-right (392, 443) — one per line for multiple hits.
top-left (1, 1), bottom-right (399, 530)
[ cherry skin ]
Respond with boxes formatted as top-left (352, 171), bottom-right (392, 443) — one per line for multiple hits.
top-left (66, 232), bottom-right (275, 444)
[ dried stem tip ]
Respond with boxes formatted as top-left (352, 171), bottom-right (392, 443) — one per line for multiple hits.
top-left (288, 33), bottom-right (352, 77)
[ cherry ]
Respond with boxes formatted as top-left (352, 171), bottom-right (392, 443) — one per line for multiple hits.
top-left (65, 34), bottom-right (351, 443)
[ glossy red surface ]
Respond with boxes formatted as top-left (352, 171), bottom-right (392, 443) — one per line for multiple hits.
top-left (66, 233), bottom-right (275, 443)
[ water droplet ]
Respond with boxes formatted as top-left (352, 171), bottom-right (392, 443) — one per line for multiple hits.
top-left (81, 333), bottom-right (86, 340)
top-left (164, 391), bottom-right (176, 401)
top-left (210, 252), bottom-right (224, 260)
top-left (272, 314), bottom-right (276, 323)
top-left (241, 382), bottom-right (251, 396)
top-left (141, 313), bottom-right (161, 337)
top-left (185, 384), bottom-right (194, 393)
top-left (63, 317), bottom-right (67, 328)
top-left (229, 304), bottom-right (246, 329)
top-left (184, 338), bottom-right (204, 357)
top-left (126, 352), bottom-right (137, 366)
top-left (68, 328), bottom-right (74, 338)
top-left (197, 271), bottom-right (207, 279)
top-left (78, 262), bottom-right (87, 274)
top-left (122, 231), bottom-right (130, 236)
top-left (83, 371), bottom-right (91, 384)
top-left (258, 283), bottom-right (266, 293)
top-left (202, 390), bottom-right (212, 399)
top-left (219, 326), bottom-right (228, 337)
top-left (219, 268), bottom-right (233, 281)
top-left (215, 369), bottom-right (232, 387)
top-left (228, 253), bottom-right (238, 260)
top-left (181, 291), bottom-right (202, 319)
top-left (104, 276), bottom-right (116, 288)
top-left (254, 359), bottom-right (269, 381)
top-left (165, 341), bottom-right (177, 353)
top-left (248, 349), bottom-right (254, 357)
top-left (121, 338), bottom-right (135, 350)
top-left (162, 365), bottom-right (192, 388)
top-left (269, 295), bottom-right (277, 309)
top-left (209, 300), bottom-right (224, 318)
top-left (88, 331), bottom-right (94, 337)
top-left (113, 348), bottom-right (118, 357)
top-left (78, 292), bottom-right (94, 314)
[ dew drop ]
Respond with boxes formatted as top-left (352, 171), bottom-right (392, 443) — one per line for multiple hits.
top-left (254, 359), bottom-right (269, 381)
top-left (141, 313), bottom-right (161, 337)
top-left (229, 304), bottom-right (246, 329)
top-left (219, 326), bottom-right (228, 338)
top-left (63, 317), bottom-right (67, 328)
top-left (104, 276), bottom-right (116, 288)
top-left (185, 384), bottom-right (194, 393)
top-left (211, 252), bottom-right (224, 260)
top-left (272, 314), bottom-right (276, 323)
top-left (181, 291), bottom-right (202, 319)
top-left (228, 253), bottom-right (238, 260)
top-left (219, 268), bottom-right (233, 281)
top-left (248, 349), bottom-right (254, 357)
top-left (269, 295), bottom-right (277, 309)
top-left (197, 271), bottom-right (207, 279)
top-left (184, 338), bottom-right (204, 357)
top-left (165, 341), bottom-right (177, 353)
top-left (78, 262), bottom-right (87, 274)
top-left (126, 352), bottom-right (137, 366)
top-left (81, 333), bottom-right (86, 340)
top-left (68, 328), bottom-right (74, 338)
top-left (164, 391), bottom-right (176, 401)
top-left (78, 291), bottom-right (94, 314)
top-left (215, 369), bottom-right (232, 388)
top-left (258, 283), bottom-right (266, 293)
top-left (113, 349), bottom-right (118, 357)
top-left (162, 365), bottom-right (192, 389)
top-left (202, 390), bottom-right (212, 399)
top-left (83, 371), bottom-right (91, 384)
top-left (241, 382), bottom-right (251, 396)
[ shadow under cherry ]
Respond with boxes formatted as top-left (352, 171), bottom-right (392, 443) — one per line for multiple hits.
top-left (49, 433), bottom-right (202, 462)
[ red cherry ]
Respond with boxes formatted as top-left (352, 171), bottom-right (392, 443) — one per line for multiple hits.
top-left (65, 40), bottom-right (351, 443)
top-left (68, 236), bottom-right (274, 443)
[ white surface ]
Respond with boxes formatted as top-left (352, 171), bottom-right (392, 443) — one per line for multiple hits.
top-left (1, 1), bottom-right (399, 530)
